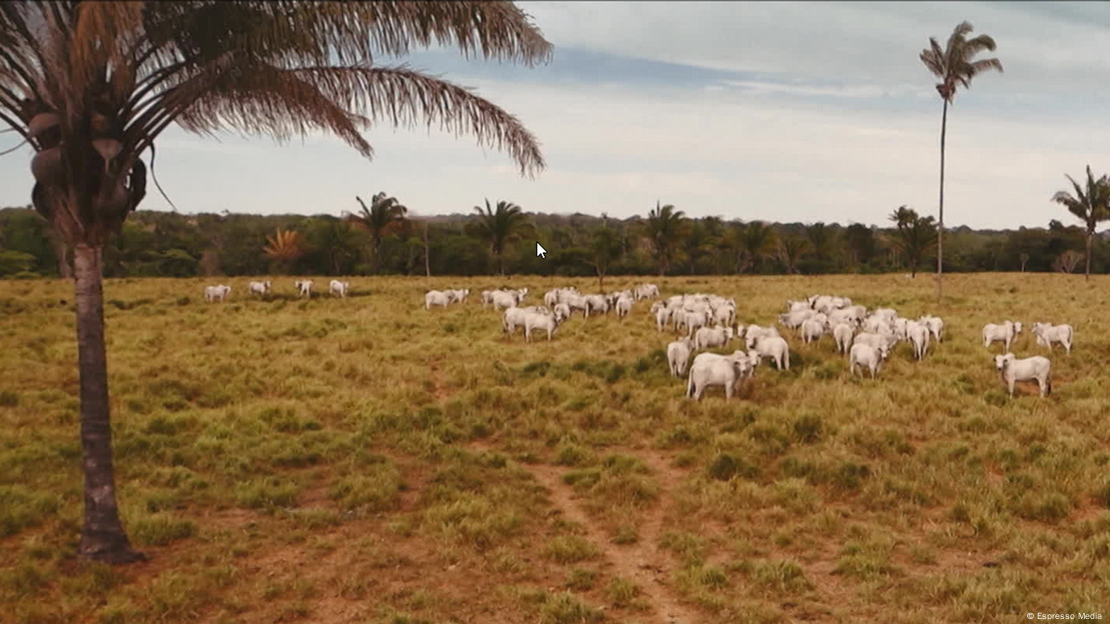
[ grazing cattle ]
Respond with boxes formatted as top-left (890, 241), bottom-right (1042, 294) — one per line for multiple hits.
top-left (635, 283), bottom-right (660, 301)
top-left (995, 353), bottom-right (1051, 397)
top-left (524, 309), bottom-right (562, 342)
top-left (694, 325), bottom-right (734, 350)
top-left (778, 309), bottom-right (813, 333)
top-left (907, 321), bottom-right (930, 360)
top-left (329, 280), bottom-right (349, 298)
top-left (801, 319), bottom-right (825, 344)
top-left (832, 322), bottom-right (855, 355)
top-left (446, 289), bottom-right (470, 304)
top-left (490, 290), bottom-right (521, 310)
top-left (744, 325), bottom-right (780, 350)
top-left (982, 320), bottom-right (1022, 351)
top-left (667, 337), bottom-right (695, 377)
top-left (849, 343), bottom-right (889, 379)
top-left (583, 294), bottom-right (609, 317)
top-left (204, 285), bottom-right (231, 303)
top-left (295, 280), bottom-right (313, 298)
top-left (248, 280), bottom-right (272, 296)
top-left (852, 331), bottom-right (899, 353)
top-left (686, 351), bottom-right (753, 401)
top-left (786, 299), bottom-right (811, 312)
top-left (425, 290), bottom-right (450, 310)
top-left (751, 334), bottom-right (790, 370)
top-left (553, 303), bottom-right (571, 323)
top-left (616, 296), bottom-right (634, 319)
top-left (1031, 322), bottom-right (1074, 355)
top-left (919, 315), bottom-right (945, 343)
top-left (653, 304), bottom-right (672, 332)
top-left (684, 310), bottom-right (710, 337)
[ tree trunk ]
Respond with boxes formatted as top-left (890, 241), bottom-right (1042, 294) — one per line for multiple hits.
top-left (936, 98), bottom-right (948, 303)
top-left (1086, 230), bottom-right (1092, 281)
top-left (423, 221), bottom-right (430, 278)
top-left (73, 244), bottom-right (144, 564)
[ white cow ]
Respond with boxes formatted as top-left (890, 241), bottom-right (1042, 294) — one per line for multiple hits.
top-left (907, 321), bottom-right (930, 360)
top-left (750, 334), bottom-right (790, 370)
top-left (778, 309), bottom-right (813, 333)
top-left (832, 322), bottom-right (855, 355)
top-left (248, 280), bottom-right (272, 296)
top-left (615, 296), bottom-right (634, 319)
top-left (425, 290), bottom-right (451, 310)
top-left (667, 337), bottom-right (695, 377)
top-left (983, 320), bottom-right (1022, 351)
top-left (686, 351), bottom-right (753, 401)
top-left (852, 331), bottom-right (899, 353)
top-left (849, 343), bottom-right (889, 379)
top-left (524, 309), bottom-right (563, 342)
top-left (744, 325), bottom-right (781, 350)
top-left (553, 303), bottom-right (571, 323)
top-left (329, 280), bottom-right (349, 298)
top-left (294, 280), bottom-right (313, 298)
top-left (204, 285), bottom-right (231, 303)
top-left (1031, 322), bottom-right (1074, 355)
top-left (800, 319), bottom-right (825, 344)
top-left (685, 310), bottom-right (709, 337)
top-left (635, 283), bottom-right (660, 301)
top-left (919, 315), bottom-right (945, 343)
top-left (583, 294), bottom-right (609, 317)
top-left (490, 290), bottom-right (521, 310)
top-left (995, 353), bottom-right (1052, 397)
top-left (694, 325), bottom-right (734, 350)
top-left (446, 288), bottom-right (470, 304)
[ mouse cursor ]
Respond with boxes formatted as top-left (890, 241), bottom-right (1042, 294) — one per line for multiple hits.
top-left (536, 242), bottom-right (548, 259)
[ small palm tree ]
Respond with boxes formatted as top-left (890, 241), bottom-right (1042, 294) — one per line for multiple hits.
top-left (889, 206), bottom-right (938, 277)
top-left (0, 1), bottom-right (550, 564)
top-left (1051, 165), bottom-right (1110, 280)
top-left (350, 193), bottom-right (408, 273)
top-left (642, 201), bottom-right (686, 276)
top-left (262, 229), bottom-right (307, 274)
top-left (920, 21), bottom-right (1003, 301)
top-left (470, 199), bottom-right (529, 275)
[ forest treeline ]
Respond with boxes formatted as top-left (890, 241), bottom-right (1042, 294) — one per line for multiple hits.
top-left (1, 201), bottom-right (1106, 280)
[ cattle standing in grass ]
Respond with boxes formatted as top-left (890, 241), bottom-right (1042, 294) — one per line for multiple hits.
top-left (295, 280), bottom-right (313, 298)
top-left (983, 320), bottom-right (1022, 351)
top-left (248, 280), bottom-right (272, 296)
top-left (1031, 322), bottom-right (1073, 355)
top-left (329, 280), bottom-right (349, 298)
top-left (995, 353), bottom-right (1051, 397)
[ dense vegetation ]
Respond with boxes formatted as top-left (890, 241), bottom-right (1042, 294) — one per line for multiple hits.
top-left (2, 205), bottom-right (1106, 280)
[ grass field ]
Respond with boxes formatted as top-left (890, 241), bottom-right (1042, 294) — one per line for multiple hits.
top-left (2, 273), bottom-right (1110, 624)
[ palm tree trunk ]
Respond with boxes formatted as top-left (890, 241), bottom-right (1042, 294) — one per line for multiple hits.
top-left (423, 221), bottom-right (431, 278)
top-left (1086, 230), bottom-right (1092, 280)
top-left (73, 243), bottom-right (143, 564)
top-left (936, 98), bottom-right (949, 303)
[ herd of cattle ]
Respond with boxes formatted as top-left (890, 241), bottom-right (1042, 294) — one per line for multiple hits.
top-left (202, 279), bottom-right (350, 302)
top-left (200, 278), bottom-right (1074, 400)
top-left (431, 284), bottom-right (1072, 401)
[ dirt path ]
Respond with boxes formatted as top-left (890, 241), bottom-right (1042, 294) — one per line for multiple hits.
top-left (481, 442), bottom-right (703, 624)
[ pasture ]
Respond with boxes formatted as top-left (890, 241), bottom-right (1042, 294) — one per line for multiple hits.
top-left (2, 273), bottom-right (1109, 624)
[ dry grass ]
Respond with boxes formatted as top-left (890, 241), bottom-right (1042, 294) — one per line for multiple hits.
top-left (2, 273), bottom-right (1109, 624)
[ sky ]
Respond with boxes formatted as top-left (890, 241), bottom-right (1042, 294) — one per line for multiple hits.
top-left (2, 1), bottom-right (1110, 229)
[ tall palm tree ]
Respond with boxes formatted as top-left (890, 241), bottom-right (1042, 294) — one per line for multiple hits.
top-left (920, 21), bottom-right (1003, 302)
top-left (888, 205), bottom-right (938, 278)
top-left (1051, 165), bottom-right (1110, 280)
top-left (0, 1), bottom-right (550, 564)
top-left (642, 201), bottom-right (686, 276)
top-left (351, 192), bottom-right (407, 273)
top-left (470, 199), bottom-right (529, 275)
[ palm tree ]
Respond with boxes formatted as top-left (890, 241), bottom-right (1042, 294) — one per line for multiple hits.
top-left (642, 201), bottom-right (686, 276)
top-left (888, 206), bottom-right (938, 278)
top-left (920, 21), bottom-right (1003, 302)
top-left (262, 228), bottom-right (306, 274)
top-left (0, 1), bottom-right (550, 564)
top-left (470, 199), bottom-right (529, 275)
top-left (350, 193), bottom-right (407, 273)
top-left (734, 221), bottom-right (777, 273)
top-left (1051, 165), bottom-right (1110, 280)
